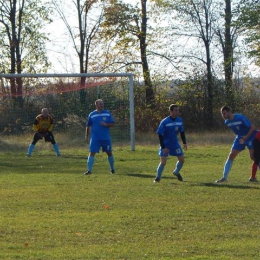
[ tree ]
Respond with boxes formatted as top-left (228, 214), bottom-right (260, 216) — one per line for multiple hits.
top-left (101, 0), bottom-right (155, 106)
top-left (236, 0), bottom-right (260, 66)
top-left (51, 0), bottom-right (104, 104)
top-left (224, 0), bottom-right (234, 106)
top-left (214, 0), bottom-right (246, 109)
top-left (0, 0), bottom-right (52, 103)
top-left (156, 0), bottom-right (219, 126)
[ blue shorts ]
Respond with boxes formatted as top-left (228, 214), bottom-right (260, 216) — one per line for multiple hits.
top-left (89, 139), bottom-right (112, 153)
top-left (158, 145), bottom-right (184, 157)
top-left (232, 134), bottom-right (256, 151)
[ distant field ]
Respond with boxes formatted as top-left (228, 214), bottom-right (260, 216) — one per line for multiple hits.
top-left (0, 132), bottom-right (259, 259)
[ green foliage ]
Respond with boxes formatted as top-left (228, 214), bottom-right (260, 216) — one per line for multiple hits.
top-left (0, 135), bottom-right (260, 259)
top-left (0, 0), bottom-right (52, 74)
top-left (236, 0), bottom-right (260, 65)
top-left (133, 73), bottom-right (260, 133)
top-left (2, 74), bottom-right (260, 136)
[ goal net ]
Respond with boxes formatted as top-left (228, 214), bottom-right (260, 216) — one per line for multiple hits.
top-left (0, 73), bottom-right (135, 151)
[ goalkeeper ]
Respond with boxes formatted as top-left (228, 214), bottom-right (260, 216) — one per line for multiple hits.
top-left (26, 108), bottom-right (61, 157)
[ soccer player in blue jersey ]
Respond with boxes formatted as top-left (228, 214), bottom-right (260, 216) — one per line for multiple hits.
top-left (84, 99), bottom-right (115, 175)
top-left (215, 106), bottom-right (258, 183)
top-left (154, 104), bottom-right (187, 183)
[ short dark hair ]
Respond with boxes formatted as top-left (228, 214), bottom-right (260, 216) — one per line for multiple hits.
top-left (221, 106), bottom-right (231, 112)
top-left (169, 104), bottom-right (179, 111)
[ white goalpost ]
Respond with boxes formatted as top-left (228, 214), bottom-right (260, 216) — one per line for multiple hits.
top-left (0, 73), bottom-right (135, 151)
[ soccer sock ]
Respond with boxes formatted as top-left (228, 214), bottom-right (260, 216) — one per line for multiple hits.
top-left (223, 159), bottom-right (233, 179)
top-left (156, 163), bottom-right (164, 179)
top-left (108, 155), bottom-right (115, 171)
top-left (53, 143), bottom-right (61, 156)
top-left (251, 162), bottom-right (258, 178)
top-left (87, 156), bottom-right (95, 172)
top-left (27, 144), bottom-right (35, 156)
top-left (173, 161), bottom-right (183, 175)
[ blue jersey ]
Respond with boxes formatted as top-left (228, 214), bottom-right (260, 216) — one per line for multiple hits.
top-left (156, 116), bottom-right (184, 149)
top-left (87, 109), bottom-right (115, 141)
top-left (225, 114), bottom-right (255, 137)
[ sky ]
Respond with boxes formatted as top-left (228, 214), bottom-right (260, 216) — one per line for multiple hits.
top-left (45, 0), bottom-right (139, 74)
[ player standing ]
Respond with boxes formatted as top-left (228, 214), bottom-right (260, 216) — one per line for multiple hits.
top-left (154, 104), bottom-right (187, 183)
top-left (27, 108), bottom-right (61, 157)
top-left (84, 99), bottom-right (115, 175)
top-left (216, 106), bottom-right (258, 183)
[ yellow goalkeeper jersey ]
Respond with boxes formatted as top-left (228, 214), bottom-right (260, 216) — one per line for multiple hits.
top-left (33, 114), bottom-right (54, 132)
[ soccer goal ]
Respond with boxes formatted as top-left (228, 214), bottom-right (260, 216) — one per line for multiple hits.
top-left (0, 73), bottom-right (135, 151)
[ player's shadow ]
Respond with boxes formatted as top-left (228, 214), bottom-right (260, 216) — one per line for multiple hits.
top-left (197, 182), bottom-right (260, 190)
top-left (125, 173), bottom-right (177, 180)
top-left (125, 173), bottom-right (154, 178)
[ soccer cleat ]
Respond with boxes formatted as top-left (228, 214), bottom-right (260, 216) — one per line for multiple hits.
top-left (57, 154), bottom-right (61, 157)
top-left (249, 177), bottom-right (257, 182)
top-left (215, 177), bottom-right (227, 183)
top-left (154, 177), bottom-right (160, 183)
top-left (83, 170), bottom-right (91, 175)
top-left (173, 172), bottom-right (183, 181)
top-left (111, 169), bottom-right (115, 174)
top-left (26, 154), bottom-right (31, 157)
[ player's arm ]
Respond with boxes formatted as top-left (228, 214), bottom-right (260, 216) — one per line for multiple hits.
top-left (85, 126), bottom-right (91, 142)
top-left (158, 134), bottom-right (169, 155)
top-left (241, 124), bottom-right (256, 143)
top-left (158, 134), bottom-right (165, 149)
top-left (101, 122), bottom-right (114, 127)
top-left (100, 113), bottom-right (115, 127)
top-left (180, 131), bottom-right (188, 150)
top-left (33, 118), bottom-right (40, 132)
top-left (100, 116), bottom-right (115, 127)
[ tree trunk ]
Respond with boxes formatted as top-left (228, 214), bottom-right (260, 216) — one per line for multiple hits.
top-left (224, 0), bottom-right (234, 108)
top-left (140, 0), bottom-right (154, 106)
top-left (205, 43), bottom-right (214, 127)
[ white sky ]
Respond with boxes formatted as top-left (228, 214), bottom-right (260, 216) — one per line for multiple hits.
top-left (46, 0), bottom-right (139, 74)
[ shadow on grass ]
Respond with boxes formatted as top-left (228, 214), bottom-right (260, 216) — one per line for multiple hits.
top-left (196, 182), bottom-right (260, 190)
top-left (125, 173), bottom-right (179, 180)
top-left (56, 155), bottom-right (86, 159)
top-left (125, 173), bottom-right (154, 178)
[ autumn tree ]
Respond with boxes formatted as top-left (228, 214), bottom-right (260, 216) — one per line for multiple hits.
top-left (51, 0), bottom-right (104, 104)
top-left (155, 0), bottom-right (220, 126)
top-left (101, 0), bottom-right (155, 106)
top-left (236, 0), bottom-right (260, 66)
top-left (0, 0), bottom-right (52, 104)
top-left (214, 0), bottom-right (245, 109)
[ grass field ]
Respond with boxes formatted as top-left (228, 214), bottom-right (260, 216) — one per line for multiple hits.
top-left (0, 132), bottom-right (260, 259)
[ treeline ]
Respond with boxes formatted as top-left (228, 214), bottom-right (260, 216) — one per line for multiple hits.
top-left (1, 77), bottom-right (260, 136)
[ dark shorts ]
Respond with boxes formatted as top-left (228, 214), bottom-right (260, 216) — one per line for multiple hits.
top-left (253, 138), bottom-right (260, 164)
top-left (32, 131), bottom-right (56, 145)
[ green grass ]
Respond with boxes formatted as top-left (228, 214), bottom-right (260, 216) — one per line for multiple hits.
top-left (0, 134), bottom-right (260, 259)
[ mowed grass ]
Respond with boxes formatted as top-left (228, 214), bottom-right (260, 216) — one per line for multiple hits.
top-left (0, 133), bottom-right (260, 260)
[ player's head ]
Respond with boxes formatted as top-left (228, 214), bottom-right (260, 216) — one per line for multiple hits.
top-left (221, 106), bottom-right (232, 120)
top-left (95, 99), bottom-right (104, 111)
top-left (169, 104), bottom-right (179, 118)
top-left (41, 108), bottom-right (49, 118)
